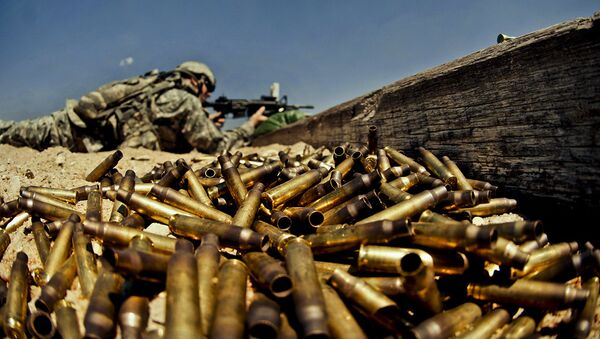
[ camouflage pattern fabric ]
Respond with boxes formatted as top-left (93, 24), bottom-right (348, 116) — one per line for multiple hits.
top-left (0, 83), bottom-right (255, 154)
top-left (0, 109), bottom-right (77, 151)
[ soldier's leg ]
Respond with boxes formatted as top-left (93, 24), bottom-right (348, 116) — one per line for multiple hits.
top-left (0, 110), bottom-right (77, 151)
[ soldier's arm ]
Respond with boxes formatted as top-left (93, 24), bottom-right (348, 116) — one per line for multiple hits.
top-left (181, 94), bottom-right (264, 153)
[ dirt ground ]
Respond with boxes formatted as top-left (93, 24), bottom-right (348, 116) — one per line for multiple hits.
top-left (0, 143), bottom-right (598, 338)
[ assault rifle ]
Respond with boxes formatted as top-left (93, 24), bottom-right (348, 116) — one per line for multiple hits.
top-left (204, 94), bottom-right (314, 118)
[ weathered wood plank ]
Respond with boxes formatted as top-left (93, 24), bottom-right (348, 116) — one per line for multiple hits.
top-left (254, 12), bottom-right (600, 242)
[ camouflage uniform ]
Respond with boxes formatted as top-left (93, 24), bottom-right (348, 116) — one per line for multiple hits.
top-left (0, 74), bottom-right (255, 154)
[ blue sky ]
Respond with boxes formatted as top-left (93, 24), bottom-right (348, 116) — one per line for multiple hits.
top-left (0, 1), bottom-right (598, 128)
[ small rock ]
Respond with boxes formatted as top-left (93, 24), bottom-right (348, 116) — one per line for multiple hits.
top-left (145, 223), bottom-right (171, 236)
top-left (25, 169), bottom-right (34, 179)
top-left (7, 176), bottom-right (21, 197)
top-left (55, 152), bottom-right (66, 166)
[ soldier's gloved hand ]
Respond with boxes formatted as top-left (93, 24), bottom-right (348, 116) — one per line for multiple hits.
top-left (249, 106), bottom-right (268, 127)
top-left (209, 111), bottom-right (225, 129)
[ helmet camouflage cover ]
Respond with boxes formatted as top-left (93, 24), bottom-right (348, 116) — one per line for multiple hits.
top-left (176, 61), bottom-right (216, 92)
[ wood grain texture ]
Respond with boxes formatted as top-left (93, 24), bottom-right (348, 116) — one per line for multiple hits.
top-left (254, 12), bottom-right (600, 242)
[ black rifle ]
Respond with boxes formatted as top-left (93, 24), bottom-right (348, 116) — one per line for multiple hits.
top-left (204, 95), bottom-right (313, 118)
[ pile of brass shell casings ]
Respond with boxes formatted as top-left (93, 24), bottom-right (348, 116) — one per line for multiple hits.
top-left (0, 133), bottom-right (598, 339)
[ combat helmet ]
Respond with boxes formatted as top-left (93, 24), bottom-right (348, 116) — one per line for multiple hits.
top-left (176, 61), bottom-right (216, 92)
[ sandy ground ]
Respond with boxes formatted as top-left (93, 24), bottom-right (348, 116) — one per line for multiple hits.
top-left (0, 143), bottom-right (598, 338)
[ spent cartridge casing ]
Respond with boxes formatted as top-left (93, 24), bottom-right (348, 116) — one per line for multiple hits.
top-left (384, 146), bottom-right (430, 175)
top-left (453, 198), bottom-right (517, 217)
top-left (523, 241), bottom-right (579, 274)
top-left (26, 311), bottom-right (55, 339)
top-left (329, 268), bottom-right (407, 333)
top-left (196, 233), bottom-right (221, 337)
top-left (572, 277), bottom-right (599, 339)
top-left (411, 221), bottom-right (497, 251)
top-left (165, 240), bottom-right (201, 339)
top-left (208, 162), bottom-right (282, 200)
top-left (105, 247), bottom-right (170, 282)
top-left (157, 160), bottom-right (189, 188)
top-left (357, 186), bottom-right (448, 224)
top-left (377, 148), bottom-right (391, 173)
top-left (82, 220), bottom-right (177, 253)
top-left (21, 186), bottom-right (78, 203)
top-left (54, 301), bottom-right (80, 339)
top-left (148, 185), bottom-right (232, 223)
top-left (380, 165), bottom-right (411, 182)
top-left (243, 252), bottom-right (293, 299)
top-left (454, 308), bottom-right (510, 339)
top-left (86, 150), bottom-right (123, 182)
top-left (3, 252), bottom-right (29, 339)
top-left (367, 126), bottom-right (378, 154)
top-left (270, 210), bottom-right (292, 231)
top-left (309, 171), bottom-right (380, 213)
top-left (84, 271), bottom-right (125, 339)
top-left (285, 238), bottom-right (330, 338)
top-left (253, 220), bottom-right (296, 256)
top-left (232, 182), bottom-right (265, 228)
top-left (471, 237), bottom-right (530, 270)
top-left (283, 206), bottom-right (324, 231)
top-left (358, 245), bottom-right (434, 274)
top-left (417, 147), bottom-right (457, 187)
top-left (418, 209), bottom-right (461, 224)
top-left (86, 189), bottom-right (102, 222)
top-left (359, 155), bottom-right (377, 173)
top-left (297, 182), bottom-right (332, 207)
top-left (518, 233), bottom-right (549, 253)
top-left (17, 197), bottom-right (82, 221)
top-left (119, 296), bottom-right (149, 339)
top-left (43, 214), bottom-right (78, 282)
top-left (304, 219), bottom-right (413, 255)
top-left (0, 199), bottom-right (20, 218)
top-left (247, 292), bottom-right (281, 339)
top-left (31, 219), bottom-right (50, 264)
top-left (321, 283), bottom-right (367, 339)
top-left (120, 212), bottom-right (146, 230)
top-left (329, 170), bottom-right (343, 189)
top-left (218, 154), bottom-right (248, 206)
top-left (0, 230), bottom-right (12, 260)
top-left (466, 179), bottom-right (498, 194)
top-left (409, 302), bottom-right (482, 339)
top-left (397, 252), bottom-right (442, 316)
top-left (35, 256), bottom-right (77, 313)
top-left (415, 173), bottom-right (447, 189)
top-left (379, 182), bottom-right (413, 204)
top-left (333, 145), bottom-right (347, 165)
top-left (108, 170), bottom-right (135, 223)
top-left (362, 277), bottom-right (406, 297)
top-left (210, 259), bottom-right (248, 339)
top-left (441, 156), bottom-right (473, 191)
top-left (169, 214), bottom-right (269, 251)
top-left (439, 190), bottom-right (477, 209)
top-left (525, 249), bottom-right (596, 282)
top-left (489, 220), bottom-right (543, 243)
top-left (322, 190), bottom-right (385, 225)
top-left (263, 168), bottom-right (328, 209)
top-left (73, 223), bottom-right (98, 297)
top-left (19, 190), bottom-right (77, 213)
top-left (467, 279), bottom-right (590, 310)
top-left (334, 156), bottom-right (355, 178)
top-left (117, 189), bottom-right (194, 224)
top-left (500, 316), bottom-right (536, 338)
top-left (472, 190), bottom-right (492, 205)
top-left (308, 159), bottom-right (334, 172)
top-left (183, 169), bottom-right (214, 207)
top-left (389, 173), bottom-right (420, 190)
